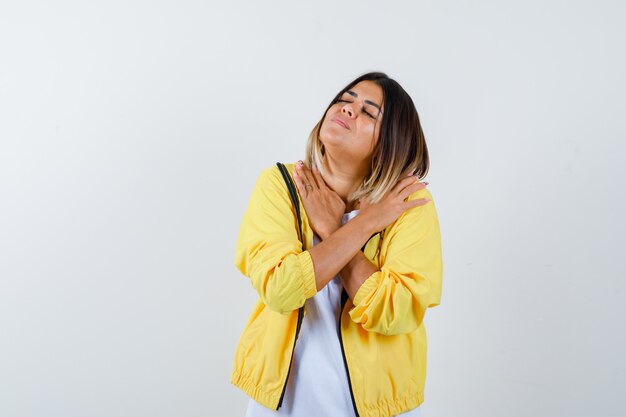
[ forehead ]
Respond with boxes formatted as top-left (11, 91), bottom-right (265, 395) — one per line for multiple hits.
top-left (343, 80), bottom-right (384, 108)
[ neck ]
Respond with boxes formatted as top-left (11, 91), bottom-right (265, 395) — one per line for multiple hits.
top-left (319, 153), bottom-right (368, 212)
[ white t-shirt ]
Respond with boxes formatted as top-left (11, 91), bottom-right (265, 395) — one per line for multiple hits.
top-left (245, 210), bottom-right (422, 417)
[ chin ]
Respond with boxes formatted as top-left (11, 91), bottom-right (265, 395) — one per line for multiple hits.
top-left (319, 125), bottom-right (345, 147)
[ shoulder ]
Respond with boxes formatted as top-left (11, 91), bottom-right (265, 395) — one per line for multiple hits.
top-left (407, 186), bottom-right (435, 208)
top-left (404, 181), bottom-right (437, 214)
top-left (387, 186), bottom-right (440, 236)
top-left (256, 162), bottom-right (298, 186)
top-left (249, 162), bottom-right (300, 208)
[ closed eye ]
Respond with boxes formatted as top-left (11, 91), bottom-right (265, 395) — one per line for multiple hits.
top-left (337, 99), bottom-right (376, 119)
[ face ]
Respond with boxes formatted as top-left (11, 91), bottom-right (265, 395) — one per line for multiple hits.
top-left (318, 80), bottom-right (384, 169)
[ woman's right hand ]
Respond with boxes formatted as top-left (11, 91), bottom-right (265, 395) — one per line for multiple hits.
top-left (358, 175), bottom-right (431, 234)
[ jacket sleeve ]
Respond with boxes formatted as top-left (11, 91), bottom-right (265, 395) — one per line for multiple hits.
top-left (348, 188), bottom-right (443, 335)
top-left (233, 165), bottom-right (318, 314)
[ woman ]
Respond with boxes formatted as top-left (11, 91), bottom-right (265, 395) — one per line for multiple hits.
top-left (231, 72), bottom-right (443, 417)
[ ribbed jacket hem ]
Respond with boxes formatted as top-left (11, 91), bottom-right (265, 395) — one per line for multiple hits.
top-left (231, 368), bottom-right (425, 417)
top-left (358, 390), bottom-right (424, 417)
top-left (230, 370), bottom-right (281, 411)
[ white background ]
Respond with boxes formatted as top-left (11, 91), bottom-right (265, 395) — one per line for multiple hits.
top-left (1, 1), bottom-right (624, 416)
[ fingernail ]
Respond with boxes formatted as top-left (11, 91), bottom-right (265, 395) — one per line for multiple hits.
top-left (423, 181), bottom-right (429, 186)
top-left (297, 160), bottom-right (303, 166)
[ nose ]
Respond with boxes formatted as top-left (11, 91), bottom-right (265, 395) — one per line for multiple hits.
top-left (341, 102), bottom-right (356, 118)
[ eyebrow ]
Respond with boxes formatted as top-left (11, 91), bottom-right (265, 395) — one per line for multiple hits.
top-left (345, 90), bottom-right (383, 113)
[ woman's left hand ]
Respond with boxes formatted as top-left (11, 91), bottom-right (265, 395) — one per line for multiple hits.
top-left (293, 161), bottom-right (345, 240)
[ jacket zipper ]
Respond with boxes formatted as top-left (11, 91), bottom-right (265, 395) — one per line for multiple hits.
top-left (274, 200), bottom-right (377, 414)
top-left (276, 305), bottom-right (304, 410)
top-left (339, 234), bottom-right (377, 416)
top-left (274, 163), bottom-right (307, 410)
top-left (339, 287), bottom-right (360, 417)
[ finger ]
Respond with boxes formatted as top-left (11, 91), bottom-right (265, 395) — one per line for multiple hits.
top-left (404, 198), bottom-right (431, 210)
top-left (304, 163), bottom-right (320, 189)
top-left (399, 181), bottom-right (427, 201)
top-left (292, 168), bottom-right (309, 198)
top-left (297, 161), bottom-right (318, 190)
top-left (392, 175), bottom-right (421, 195)
top-left (396, 176), bottom-right (428, 194)
top-left (311, 164), bottom-right (327, 189)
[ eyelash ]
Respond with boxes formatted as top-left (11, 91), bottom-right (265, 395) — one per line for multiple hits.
top-left (337, 99), bottom-right (376, 119)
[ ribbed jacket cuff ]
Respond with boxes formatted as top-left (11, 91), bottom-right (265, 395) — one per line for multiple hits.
top-left (352, 270), bottom-right (382, 307)
top-left (297, 250), bottom-right (317, 299)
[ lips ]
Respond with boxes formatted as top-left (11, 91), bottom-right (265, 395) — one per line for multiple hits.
top-left (332, 117), bottom-right (350, 130)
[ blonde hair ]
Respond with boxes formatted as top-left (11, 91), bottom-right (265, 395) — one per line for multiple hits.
top-left (303, 71), bottom-right (429, 206)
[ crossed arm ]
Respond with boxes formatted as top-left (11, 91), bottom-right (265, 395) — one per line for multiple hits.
top-left (309, 215), bottom-right (377, 301)
top-left (235, 165), bottom-right (442, 335)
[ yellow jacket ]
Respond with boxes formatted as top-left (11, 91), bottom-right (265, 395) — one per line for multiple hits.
top-left (231, 162), bottom-right (443, 417)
